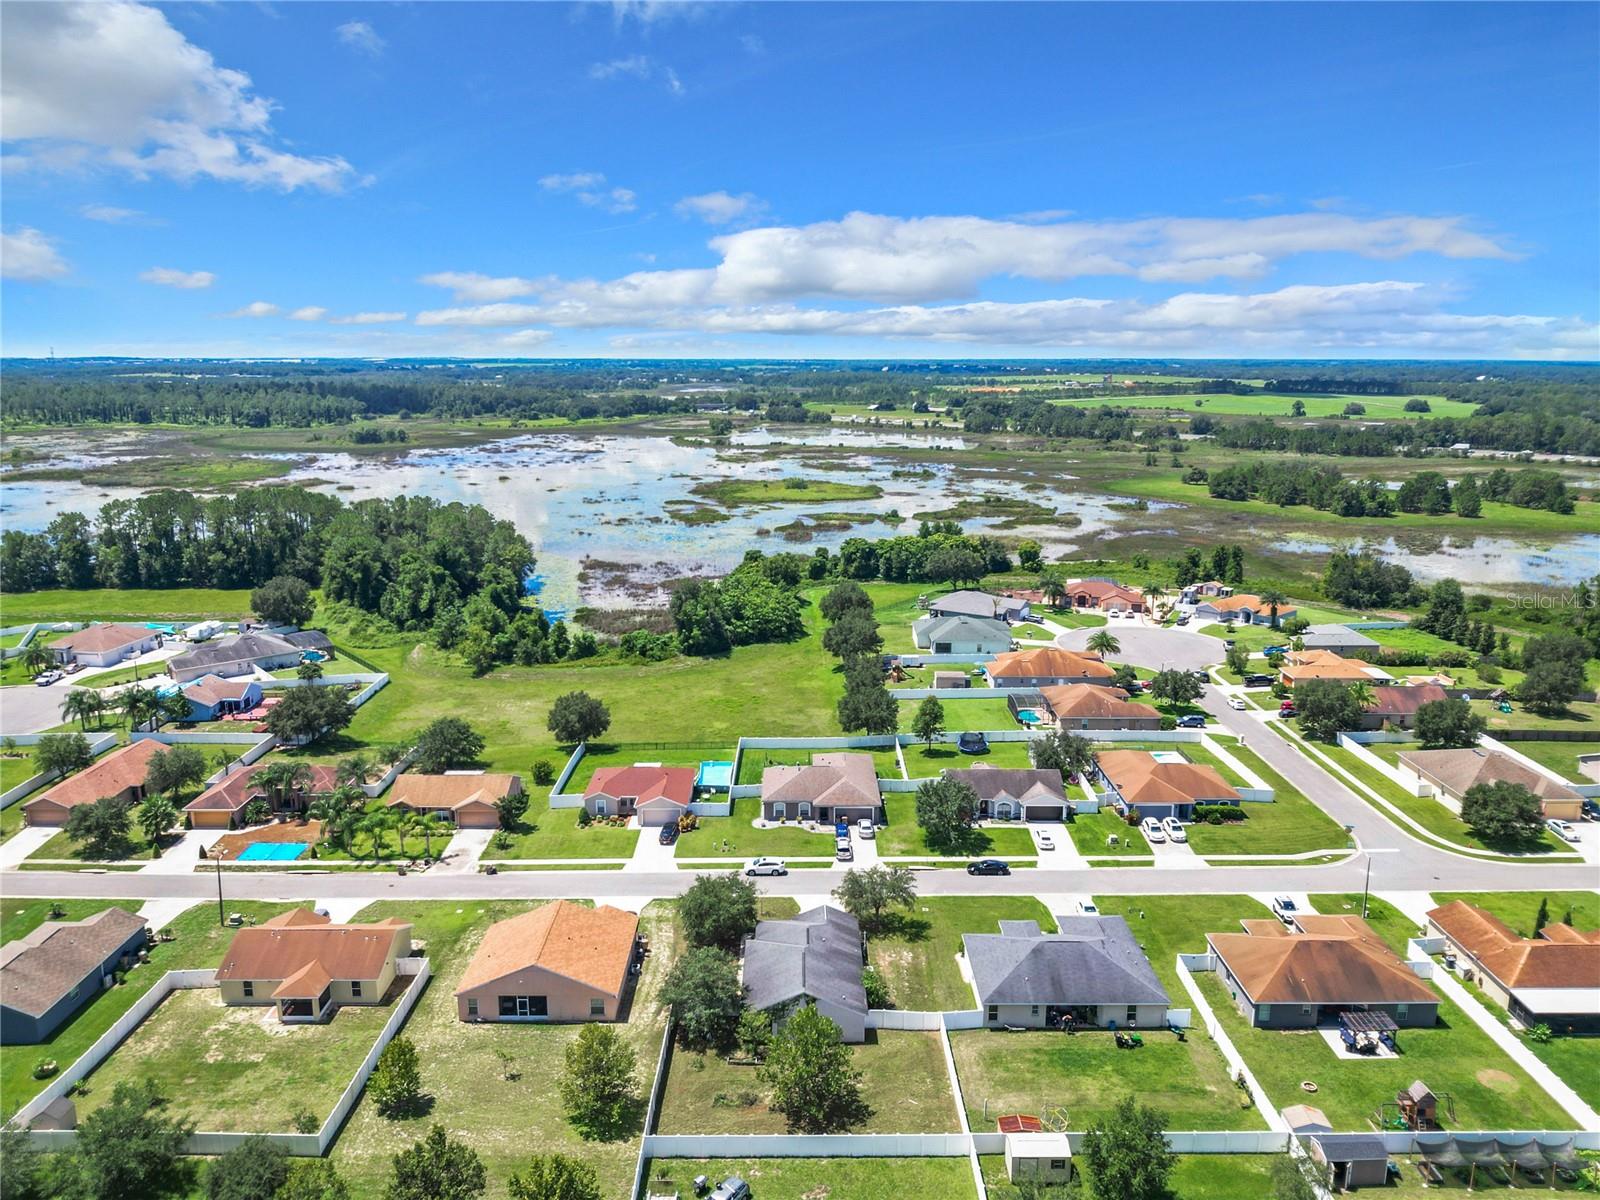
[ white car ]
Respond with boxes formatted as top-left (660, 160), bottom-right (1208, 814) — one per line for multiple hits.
top-left (857, 818), bottom-right (875, 839)
top-left (744, 857), bottom-right (788, 876)
top-left (1036, 832), bottom-right (1055, 850)
top-left (1140, 817), bottom-right (1166, 843)
top-left (1075, 899), bottom-right (1099, 915)
top-left (33, 670), bottom-right (63, 687)
top-left (1161, 817), bottom-right (1186, 843)
top-left (1547, 819), bottom-right (1581, 844)
top-left (1228, 696), bottom-right (1247, 710)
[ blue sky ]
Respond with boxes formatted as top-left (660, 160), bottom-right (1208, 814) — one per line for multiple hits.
top-left (2, 1), bottom-right (1596, 359)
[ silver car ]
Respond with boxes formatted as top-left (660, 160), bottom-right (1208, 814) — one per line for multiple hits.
top-left (744, 857), bottom-right (788, 876)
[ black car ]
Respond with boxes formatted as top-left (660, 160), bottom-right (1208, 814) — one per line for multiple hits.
top-left (967, 858), bottom-right (1011, 875)
top-left (1244, 673), bottom-right (1276, 687)
top-left (957, 731), bottom-right (989, 754)
top-left (658, 823), bottom-right (679, 846)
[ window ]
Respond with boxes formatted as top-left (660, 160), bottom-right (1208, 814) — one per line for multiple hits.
top-left (1396, 1004), bottom-right (1409, 1020)
top-left (987, 1005), bottom-right (999, 1022)
top-left (467, 998), bottom-right (479, 1017)
top-left (772, 803), bottom-right (786, 820)
top-left (1259, 1005), bottom-right (1271, 1021)
top-left (590, 998), bottom-right (606, 1017)
top-left (351, 981), bottom-right (363, 999)
top-left (242, 981), bottom-right (254, 998)
top-left (1030, 1005), bottom-right (1039, 1016)
top-left (1126, 1005), bottom-right (1137, 1025)
top-left (499, 995), bottom-right (549, 1018)
top-left (1301, 1005), bottom-right (1312, 1017)
top-left (1050, 1160), bottom-right (1067, 1171)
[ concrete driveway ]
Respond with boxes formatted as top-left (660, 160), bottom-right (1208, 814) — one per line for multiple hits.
top-left (0, 682), bottom-right (80, 734)
top-left (1054, 622), bottom-right (1224, 673)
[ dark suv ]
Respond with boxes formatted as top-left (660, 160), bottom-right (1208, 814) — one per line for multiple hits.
top-left (658, 823), bottom-right (679, 846)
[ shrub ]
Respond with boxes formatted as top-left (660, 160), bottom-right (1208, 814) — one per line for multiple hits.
top-left (531, 759), bottom-right (557, 787)
top-left (32, 1060), bottom-right (57, 1080)
top-left (1528, 1023), bottom-right (1552, 1044)
top-left (576, 808), bottom-right (592, 827)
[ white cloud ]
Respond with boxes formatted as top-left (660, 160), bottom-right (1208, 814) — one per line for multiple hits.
top-left (80, 203), bottom-right (154, 224)
top-left (740, 34), bottom-right (766, 55)
top-left (226, 301), bottom-right (279, 318)
top-left (539, 171), bottom-right (608, 192)
top-left (588, 54), bottom-right (684, 95)
top-left (675, 190), bottom-right (767, 227)
top-left (288, 306), bottom-right (328, 321)
top-left (418, 272), bottom-right (542, 302)
top-left (498, 329), bottom-right (554, 348)
top-left (1, 227), bottom-right (69, 281)
top-left (540, 171), bottom-right (637, 213)
top-left (139, 266), bottom-right (213, 289)
top-left (329, 311), bottom-right (406, 324)
top-left (609, 1), bottom-right (714, 28)
top-left (1, 1), bottom-right (356, 192)
top-left (335, 20), bottom-right (384, 56)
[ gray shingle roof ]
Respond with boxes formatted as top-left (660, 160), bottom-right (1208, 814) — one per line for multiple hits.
top-left (0, 908), bottom-right (146, 1018)
top-left (1311, 1134), bottom-right (1389, 1163)
top-left (928, 591), bottom-right (1025, 620)
top-left (913, 614), bottom-right (1012, 645)
top-left (170, 632), bottom-right (303, 675)
top-left (743, 905), bottom-right (867, 1017)
top-left (1299, 624), bottom-right (1380, 650)
top-left (943, 767), bottom-right (1067, 806)
top-left (963, 914), bottom-right (1168, 1007)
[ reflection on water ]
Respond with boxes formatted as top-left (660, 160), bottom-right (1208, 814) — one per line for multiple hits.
top-left (1277, 532), bottom-right (1600, 587)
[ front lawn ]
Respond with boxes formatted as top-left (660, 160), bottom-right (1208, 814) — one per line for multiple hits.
top-left (877, 794), bottom-right (1037, 858)
top-left (74, 985), bottom-right (399, 1132)
top-left (0, 898), bottom-right (137, 944)
top-left (645, 1157), bottom-right (978, 1200)
top-left (674, 801), bottom-right (837, 859)
top-left (868, 896), bottom-right (1056, 1011)
top-left (30, 810), bottom-right (162, 862)
top-left (479, 793), bottom-right (642, 860)
top-left (656, 1029), bottom-right (959, 1134)
top-left (950, 1028), bottom-right (1264, 1132)
top-left (903, 738), bottom-right (1034, 776)
top-left (1067, 809), bottom-right (1151, 856)
top-left (1183, 743), bottom-right (1350, 857)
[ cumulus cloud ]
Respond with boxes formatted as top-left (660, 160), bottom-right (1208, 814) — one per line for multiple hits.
top-left (226, 301), bottom-right (279, 318)
top-left (288, 306), bottom-right (328, 321)
top-left (329, 311), bottom-right (406, 324)
top-left (539, 171), bottom-right (637, 213)
top-left (1, 1), bottom-right (356, 192)
top-left (1, 227), bottom-right (69, 281)
top-left (139, 266), bottom-right (213, 289)
top-left (675, 190), bottom-right (767, 226)
top-left (418, 272), bottom-right (542, 302)
top-left (335, 20), bottom-right (384, 56)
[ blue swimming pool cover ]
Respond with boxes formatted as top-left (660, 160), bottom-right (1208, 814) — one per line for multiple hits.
top-left (236, 842), bottom-right (309, 862)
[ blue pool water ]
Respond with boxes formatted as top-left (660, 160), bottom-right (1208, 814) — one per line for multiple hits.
top-left (237, 842), bottom-right (309, 862)
top-left (696, 760), bottom-right (734, 790)
top-left (1015, 708), bottom-right (1045, 726)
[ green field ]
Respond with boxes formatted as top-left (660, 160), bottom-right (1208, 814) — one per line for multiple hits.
top-left (1500, 739), bottom-right (1600, 782)
top-left (691, 478), bottom-right (884, 506)
top-left (646, 1157), bottom-right (978, 1200)
top-left (1050, 390), bottom-right (1474, 419)
top-left (898, 697), bottom-right (1022, 733)
top-left (868, 896), bottom-right (1056, 1011)
top-left (0, 587), bottom-right (254, 623)
top-left (1183, 742), bottom-right (1351, 857)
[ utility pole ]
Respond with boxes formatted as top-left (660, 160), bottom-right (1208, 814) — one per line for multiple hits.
top-left (212, 846), bottom-right (226, 926)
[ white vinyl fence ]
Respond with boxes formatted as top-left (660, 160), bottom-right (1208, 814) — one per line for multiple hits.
top-left (0, 732), bottom-right (121, 810)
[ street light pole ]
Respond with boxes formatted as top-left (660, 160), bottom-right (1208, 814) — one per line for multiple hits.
top-left (212, 847), bottom-right (225, 927)
top-left (1361, 851), bottom-right (1374, 920)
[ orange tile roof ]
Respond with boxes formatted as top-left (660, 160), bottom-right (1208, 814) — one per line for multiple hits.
top-left (1208, 919), bottom-right (1435, 1006)
top-left (1206, 593), bottom-right (1294, 615)
top-left (1095, 749), bottom-right (1240, 806)
top-left (184, 762), bottom-right (338, 813)
top-left (455, 901), bottom-right (638, 997)
top-left (216, 912), bottom-right (410, 987)
top-left (26, 740), bottom-right (164, 815)
top-left (48, 623), bottom-right (152, 654)
top-left (1281, 653), bottom-right (1379, 682)
top-left (988, 647), bottom-right (1113, 682)
top-left (1038, 683), bottom-right (1158, 721)
top-left (585, 765), bottom-right (695, 806)
top-left (1427, 900), bottom-right (1600, 991)
top-left (387, 773), bottom-right (520, 812)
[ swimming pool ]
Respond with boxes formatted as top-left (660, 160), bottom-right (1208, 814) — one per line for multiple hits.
top-left (1015, 708), bottom-right (1046, 725)
top-left (236, 842), bottom-right (309, 862)
top-left (696, 760), bottom-right (734, 790)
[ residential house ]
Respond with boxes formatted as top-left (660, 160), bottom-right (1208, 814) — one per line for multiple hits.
top-left (963, 915), bottom-right (1169, 1029)
top-left (215, 909), bottom-right (412, 1023)
top-left (986, 647), bottom-right (1114, 688)
top-left (760, 752), bottom-right (882, 825)
top-left (926, 590), bottom-right (1030, 623)
top-left (1397, 747), bottom-right (1584, 820)
top-left (1355, 684), bottom-right (1451, 731)
top-left (168, 630), bottom-right (333, 684)
top-left (23, 739), bottom-right (164, 827)
top-left (943, 766), bottom-right (1069, 821)
top-left (455, 901), bottom-right (639, 1022)
top-left (387, 772), bottom-right (520, 828)
top-left (1062, 579), bottom-right (1145, 613)
top-left (911, 614), bottom-right (1012, 655)
top-left (742, 905), bottom-right (867, 1043)
top-left (1279, 650), bottom-right (1391, 688)
top-left (1093, 749), bottom-right (1240, 822)
top-left (1192, 594), bottom-right (1297, 625)
top-left (583, 765), bottom-right (696, 827)
top-left (1179, 581), bottom-right (1233, 604)
top-left (0, 908), bottom-right (148, 1044)
top-left (1038, 683), bottom-right (1161, 731)
top-left (1297, 624), bottom-right (1380, 656)
top-left (1207, 915), bottom-right (1438, 1029)
top-left (1426, 900), bottom-right (1600, 1034)
top-left (183, 762), bottom-right (338, 830)
top-left (180, 674), bottom-right (263, 721)
top-left (47, 623), bottom-right (161, 669)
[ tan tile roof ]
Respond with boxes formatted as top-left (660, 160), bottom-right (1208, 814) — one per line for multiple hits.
top-left (26, 740), bottom-right (164, 816)
top-left (584, 765), bottom-right (695, 807)
top-left (1208, 918), bottom-right (1436, 1006)
top-left (1427, 900), bottom-right (1600, 991)
top-left (1063, 580), bottom-right (1144, 606)
top-left (988, 647), bottom-right (1114, 682)
top-left (1398, 748), bottom-right (1581, 804)
top-left (762, 752), bottom-right (880, 808)
top-left (1205, 593), bottom-right (1295, 615)
top-left (1365, 684), bottom-right (1450, 717)
top-left (1038, 683), bottom-right (1159, 721)
top-left (215, 912), bottom-right (410, 987)
top-left (48, 623), bottom-right (152, 654)
top-left (387, 773), bottom-right (520, 812)
top-left (0, 908), bottom-right (147, 1017)
top-left (184, 762), bottom-right (338, 813)
top-left (1096, 749), bottom-right (1240, 806)
top-left (455, 901), bottom-right (638, 997)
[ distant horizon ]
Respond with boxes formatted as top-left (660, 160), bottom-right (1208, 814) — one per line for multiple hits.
top-left (4, 355), bottom-right (1597, 368)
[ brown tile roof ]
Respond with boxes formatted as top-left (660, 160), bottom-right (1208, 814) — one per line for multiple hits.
top-left (988, 647), bottom-right (1114, 682)
top-left (1039, 683), bottom-right (1159, 722)
top-left (1206, 593), bottom-right (1295, 615)
top-left (1096, 749), bottom-right (1240, 806)
top-left (1365, 684), bottom-right (1451, 717)
top-left (1208, 918), bottom-right (1436, 1006)
top-left (455, 901), bottom-right (638, 997)
top-left (182, 674), bottom-right (258, 707)
top-left (215, 912), bottom-right (410, 988)
top-left (26, 740), bottom-right (164, 816)
top-left (762, 752), bottom-right (880, 808)
top-left (184, 762), bottom-right (339, 813)
top-left (48, 623), bottom-right (152, 654)
top-left (1064, 579), bottom-right (1144, 607)
top-left (0, 908), bottom-right (147, 1018)
top-left (1281, 651), bottom-right (1381, 682)
top-left (1397, 748), bottom-right (1581, 803)
top-left (1427, 900), bottom-right (1600, 991)
top-left (387, 773), bottom-right (520, 813)
top-left (584, 765), bottom-right (695, 807)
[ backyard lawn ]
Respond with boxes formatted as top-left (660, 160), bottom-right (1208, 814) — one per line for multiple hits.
top-left (74, 984), bottom-right (400, 1132)
top-left (1430, 891), bottom-right (1599, 936)
top-left (878, 795), bottom-right (1037, 859)
top-left (331, 899), bottom-right (677, 1200)
top-left (1500, 739), bottom-right (1600, 783)
top-left (903, 738), bottom-right (1033, 776)
top-left (981, 1154), bottom-right (1284, 1200)
top-left (868, 896), bottom-right (1056, 1011)
top-left (644, 1157), bottom-right (978, 1200)
top-left (656, 1029), bottom-right (959, 1134)
top-left (950, 1028), bottom-right (1264, 1132)
top-left (674, 800), bottom-right (837, 859)
top-left (566, 741), bottom-right (735, 791)
top-left (734, 744), bottom-right (902, 786)
top-left (899, 697), bottom-right (1022, 733)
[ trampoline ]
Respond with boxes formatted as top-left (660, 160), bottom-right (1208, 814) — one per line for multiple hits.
top-left (236, 842), bottom-right (309, 862)
top-left (696, 761), bottom-right (734, 790)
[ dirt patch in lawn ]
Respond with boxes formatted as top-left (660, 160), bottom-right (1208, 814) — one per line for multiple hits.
top-left (1476, 1068), bottom-right (1516, 1091)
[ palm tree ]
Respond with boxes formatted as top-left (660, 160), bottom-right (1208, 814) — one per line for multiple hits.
top-left (118, 685), bottom-right (160, 731)
top-left (306, 795), bottom-right (347, 847)
top-left (1040, 577), bottom-right (1066, 610)
top-left (20, 642), bottom-right (54, 676)
top-left (255, 761), bottom-right (314, 816)
top-left (138, 795), bottom-right (179, 857)
top-left (417, 812), bottom-right (449, 861)
top-left (154, 690), bottom-right (189, 730)
top-left (1142, 583), bottom-right (1166, 617)
top-left (1257, 588), bottom-right (1289, 630)
top-left (1348, 680), bottom-right (1376, 714)
top-left (361, 811), bottom-right (396, 861)
top-left (336, 755), bottom-right (373, 787)
top-left (60, 689), bottom-right (101, 730)
top-left (1085, 630), bottom-right (1121, 658)
top-left (394, 811), bottom-right (420, 860)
